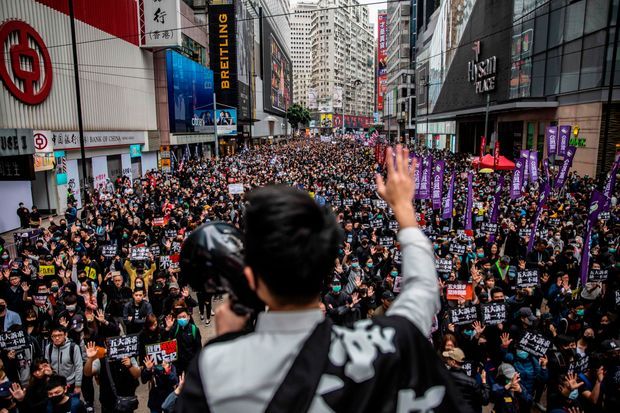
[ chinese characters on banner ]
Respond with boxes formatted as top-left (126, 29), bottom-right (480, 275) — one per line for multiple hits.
top-left (377, 12), bottom-right (388, 111)
top-left (141, 0), bottom-right (182, 48)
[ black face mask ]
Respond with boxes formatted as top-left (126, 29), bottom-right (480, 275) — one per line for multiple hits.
top-left (0, 304), bottom-right (6, 312)
top-left (50, 394), bottom-right (65, 405)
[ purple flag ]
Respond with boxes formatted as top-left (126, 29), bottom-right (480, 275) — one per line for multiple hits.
top-left (558, 125), bottom-right (570, 156)
top-left (431, 160), bottom-right (445, 210)
top-left (511, 158), bottom-right (526, 199)
top-left (520, 150), bottom-right (530, 183)
top-left (465, 172), bottom-right (473, 230)
top-left (414, 155), bottom-right (421, 198)
top-left (490, 176), bottom-right (504, 224)
top-left (542, 158), bottom-right (550, 182)
top-left (442, 172), bottom-right (455, 220)
top-left (527, 183), bottom-right (550, 253)
top-left (602, 157), bottom-right (619, 211)
top-left (580, 190), bottom-right (608, 285)
top-left (546, 126), bottom-right (558, 155)
top-left (419, 156), bottom-right (432, 200)
top-left (554, 146), bottom-right (577, 191)
top-left (528, 151), bottom-right (539, 183)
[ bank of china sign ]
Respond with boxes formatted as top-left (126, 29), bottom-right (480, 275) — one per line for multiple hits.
top-left (467, 40), bottom-right (497, 94)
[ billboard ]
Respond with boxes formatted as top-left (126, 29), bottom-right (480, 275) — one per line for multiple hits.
top-left (165, 50), bottom-right (215, 134)
top-left (208, 1), bottom-right (238, 110)
top-left (215, 108), bottom-right (238, 136)
top-left (377, 12), bottom-right (388, 111)
top-left (262, 20), bottom-right (292, 115)
top-left (236, 0), bottom-right (253, 121)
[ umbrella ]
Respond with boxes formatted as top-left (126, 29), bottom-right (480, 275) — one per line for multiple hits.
top-left (479, 168), bottom-right (494, 173)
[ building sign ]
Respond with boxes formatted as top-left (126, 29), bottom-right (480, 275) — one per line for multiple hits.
top-left (0, 129), bottom-right (34, 157)
top-left (0, 20), bottom-right (52, 105)
top-left (262, 19), bottom-right (292, 116)
top-left (52, 131), bottom-right (145, 150)
top-left (208, 1), bottom-right (238, 111)
top-left (129, 144), bottom-right (142, 158)
top-left (377, 12), bottom-right (388, 111)
top-left (140, 0), bottom-right (182, 48)
top-left (0, 155), bottom-right (35, 181)
top-left (467, 40), bottom-right (497, 94)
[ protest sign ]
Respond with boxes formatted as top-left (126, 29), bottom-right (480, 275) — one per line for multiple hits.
top-left (361, 198), bottom-right (371, 206)
top-left (446, 282), bottom-right (473, 301)
top-left (568, 355), bottom-right (589, 373)
top-left (145, 339), bottom-right (178, 364)
top-left (343, 199), bottom-right (354, 207)
top-left (449, 243), bottom-right (467, 256)
top-left (33, 293), bottom-right (48, 307)
top-left (106, 334), bottom-right (139, 361)
top-left (150, 245), bottom-right (161, 257)
top-left (393, 250), bottom-right (402, 265)
top-left (0, 330), bottom-right (27, 351)
top-left (170, 254), bottom-right (180, 270)
top-left (164, 229), bottom-right (177, 239)
top-left (102, 245), bottom-right (117, 258)
top-left (373, 199), bottom-right (387, 209)
top-left (389, 220), bottom-right (399, 231)
top-left (379, 237), bottom-right (394, 247)
top-left (449, 305), bottom-right (478, 325)
top-left (130, 247), bottom-right (148, 261)
top-left (393, 276), bottom-right (402, 294)
top-left (436, 258), bottom-right (453, 274)
top-left (39, 265), bottom-right (55, 276)
top-left (599, 212), bottom-right (610, 221)
top-left (480, 222), bottom-right (498, 234)
top-left (517, 269), bottom-right (539, 288)
top-left (171, 242), bottom-right (181, 253)
top-left (462, 361), bottom-right (474, 377)
top-left (159, 255), bottom-right (171, 270)
top-left (370, 219), bottom-right (383, 229)
top-left (228, 183), bottom-right (244, 194)
top-left (548, 218), bottom-right (561, 227)
top-left (481, 302), bottom-right (507, 325)
top-left (153, 217), bottom-right (166, 227)
top-left (518, 332), bottom-right (551, 357)
top-left (588, 269), bottom-right (608, 282)
top-left (518, 228), bottom-right (530, 238)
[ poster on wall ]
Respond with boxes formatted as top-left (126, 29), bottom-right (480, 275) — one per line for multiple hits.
top-left (215, 109), bottom-right (238, 136)
top-left (235, 0), bottom-right (253, 121)
top-left (377, 12), bottom-right (388, 111)
top-left (66, 159), bottom-right (82, 208)
top-left (92, 156), bottom-right (108, 190)
top-left (208, 1), bottom-right (238, 110)
top-left (262, 19), bottom-right (292, 115)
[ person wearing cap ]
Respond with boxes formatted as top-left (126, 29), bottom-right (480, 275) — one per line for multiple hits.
top-left (492, 362), bottom-right (532, 412)
top-left (372, 290), bottom-right (395, 318)
top-left (510, 307), bottom-right (538, 339)
top-left (442, 348), bottom-right (489, 413)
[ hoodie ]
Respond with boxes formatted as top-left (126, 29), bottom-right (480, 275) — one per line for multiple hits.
top-left (46, 340), bottom-right (83, 386)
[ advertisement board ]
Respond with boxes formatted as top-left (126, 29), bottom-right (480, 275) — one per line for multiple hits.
top-left (165, 50), bottom-right (215, 134)
top-left (140, 0), bottom-right (182, 48)
top-left (236, 0), bottom-right (253, 121)
top-left (215, 108), bottom-right (238, 136)
top-left (377, 12), bottom-right (388, 111)
top-left (208, 1), bottom-right (238, 110)
top-left (262, 20), bottom-right (292, 115)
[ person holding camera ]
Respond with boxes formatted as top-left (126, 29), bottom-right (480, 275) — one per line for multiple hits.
top-left (177, 145), bottom-right (464, 412)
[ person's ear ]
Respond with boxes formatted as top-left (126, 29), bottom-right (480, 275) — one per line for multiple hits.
top-left (244, 266), bottom-right (256, 292)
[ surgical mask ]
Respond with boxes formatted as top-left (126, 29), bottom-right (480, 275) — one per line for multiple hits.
top-left (51, 286), bottom-right (59, 292)
top-left (177, 318), bottom-right (189, 327)
top-left (390, 271), bottom-right (398, 277)
top-left (516, 350), bottom-right (529, 359)
top-left (80, 286), bottom-right (88, 293)
top-left (332, 285), bottom-right (342, 293)
top-left (366, 263), bottom-right (373, 268)
top-left (463, 329), bottom-right (475, 337)
top-left (65, 304), bottom-right (77, 312)
top-left (351, 263), bottom-right (359, 268)
top-left (610, 248), bottom-right (617, 254)
top-left (135, 282), bottom-right (144, 289)
top-left (477, 253), bottom-right (485, 258)
top-left (568, 389), bottom-right (579, 400)
top-left (1, 254), bottom-right (8, 260)
top-left (576, 309), bottom-right (585, 317)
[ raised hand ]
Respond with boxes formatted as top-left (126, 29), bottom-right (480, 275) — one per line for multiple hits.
top-left (9, 383), bottom-right (25, 402)
top-left (20, 282), bottom-right (29, 292)
top-left (144, 355), bottom-right (155, 371)
top-left (375, 145), bottom-right (417, 228)
top-left (472, 321), bottom-right (485, 336)
top-left (500, 332), bottom-right (512, 348)
top-left (566, 372), bottom-right (584, 390)
top-left (182, 287), bottom-right (190, 298)
top-left (85, 341), bottom-right (98, 359)
top-left (165, 314), bottom-right (175, 330)
top-left (59, 317), bottom-right (68, 328)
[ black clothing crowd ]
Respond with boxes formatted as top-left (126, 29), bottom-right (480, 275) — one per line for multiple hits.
top-left (0, 138), bottom-right (617, 413)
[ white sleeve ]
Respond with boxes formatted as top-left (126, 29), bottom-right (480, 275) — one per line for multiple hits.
top-left (92, 359), bottom-right (101, 374)
top-left (386, 227), bottom-right (440, 336)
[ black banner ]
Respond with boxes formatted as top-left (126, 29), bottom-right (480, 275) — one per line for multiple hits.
top-left (588, 269), bottom-right (608, 282)
top-left (0, 330), bottom-right (27, 351)
top-left (449, 243), bottom-right (467, 256)
top-left (437, 258), bottom-right (453, 274)
top-left (517, 269), bottom-right (539, 287)
top-left (0, 155), bottom-right (35, 181)
top-left (449, 305), bottom-right (478, 325)
top-left (208, 1), bottom-right (238, 109)
top-left (106, 334), bottom-right (139, 361)
top-left (518, 332), bottom-right (551, 357)
top-left (480, 222), bottom-right (498, 234)
top-left (379, 236), bottom-right (394, 247)
top-left (102, 245), bottom-right (117, 258)
top-left (130, 247), bottom-right (149, 261)
top-left (481, 302), bottom-right (507, 325)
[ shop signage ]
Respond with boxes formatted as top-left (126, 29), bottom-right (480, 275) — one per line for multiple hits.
top-left (569, 137), bottom-right (586, 147)
top-left (0, 155), bottom-right (35, 181)
top-left (0, 129), bottom-right (34, 157)
top-left (52, 131), bottom-right (145, 150)
top-left (130, 144), bottom-right (142, 158)
top-left (140, 0), bottom-right (182, 48)
top-left (467, 40), bottom-right (497, 94)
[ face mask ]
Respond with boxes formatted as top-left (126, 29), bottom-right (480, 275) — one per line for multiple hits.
top-left (332, 285), bottom-right (342, 293)
top-left (366, 263), bottom-right (373, 268)
top-left (50, 394), bottom-right (65, 405)
top-left (80, 286), bottom-right (88, 293)
top-left (610, 248), bottom-right (617, 254)
top-left (65, 304), bottom-right (77, 312)
top-left (1, 254), bottom-right (8, 260)
top-left (463, 329), bottom-right (475, 337)
top-left (576, 309), bottom-right (585, 317)
top-left (568, 389), bottom-right (579, 400)
top-left (477, 253), bottom-right (485, 258)
top-left (516, 350), bottom-right (529, 359)
top-left (51, 286), bottom-right (59, 293)
top-left (390, 271), bottom-right (398, 277)
top-left (123, 234), bottom-right (129, 239)
top-left (177, 318), bottom-right (189, 327)
top-left (0, 305), bottom-right (6, 312)
top-left (135, 282), bottom-right (143, 289)
top-left (352, 263), bottom-right (359, 268)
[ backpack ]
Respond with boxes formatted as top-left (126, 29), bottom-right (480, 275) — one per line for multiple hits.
top-left (47, 341), bottom-right (76, 365)
top-left (173, 323), bottom-right (197, 340)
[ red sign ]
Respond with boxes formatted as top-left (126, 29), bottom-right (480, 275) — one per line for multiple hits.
top-left (0, 20), bottom-right (53, 105)
top-left (494, 141), bottom-right (501, 169)
top-left (33, 133), bottom-right (48, 151)
top-left (446, 282), bottom-right (473, 301)
top-left (377, 13), bottom-right (388, 112)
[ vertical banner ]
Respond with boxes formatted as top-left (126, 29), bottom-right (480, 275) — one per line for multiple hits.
top-left (332, 86), bottom-right (343, 109)
top-left (377, 12), bottom-right (388, 111)
top-left (580, 190), bottom-right (607, 285)
top-left (602, 157), bottom-right (619, 211)
top-left (511, 158), bottom-right (525, 199)
top-left (414, 155), bottom-right (421, 198)
top-left (480, 136), bottom-right (486, 158)
top-left (554, 146), bottom-right (577, 191)
top-left (493, 141), bottom-right (500, 169)
top-left (442, 172), bottom-right (455, 220)
top-left (121, 153), bottom-right (133, 180)
top-left (419, 156), bottom-right (432, 200)
top-left (558, 125), bottom-right (571, 156)
top-left (528, 151), bottom-right (539, 183)
top-left (542, 158), bottom-right (550, 183)
top-left (520, 149), bottom-right (530, 182)
top-left (140, 0), bottom-right (182, 48)
top-left (208, 2), bottom-right (239, 112)
top-left (490, 176), bottom-right (504, 224)
top-left (92, 156), bottom-right (108, 190)
top-left (546, 126), bottom-right (557, 156)
top-left (465, 172), bottom-right (473, 230)
top-left (432, 160), bottom-right (445, 210)
top-left (527, 183), bottom-right (550, 253)
top-left (66, 159), bottom-right (82, 209)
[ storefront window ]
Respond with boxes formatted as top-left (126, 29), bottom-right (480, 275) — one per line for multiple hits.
top-left (527, 122), bottom-right (535, 150)
top-left (581, 31), bottom-right (606, 89)
top-left (561, 39), bottom-right (582, 93)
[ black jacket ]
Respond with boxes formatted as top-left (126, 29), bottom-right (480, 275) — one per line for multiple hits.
top-left (446, 367), bottom-right (490, 413)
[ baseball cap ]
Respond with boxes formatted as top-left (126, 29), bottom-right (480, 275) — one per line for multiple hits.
top-left (382, 291), bottom-right (395, 301)
top-left (518, 307), bottom-right (537, 322)
top-left (498, 362), bottom-right (517, 379)
top-left (71, 314), bottom-right (84, 330)
top-left (0, 381), bottom-right (11, 397)
top-left (442, 348), bottom-right (465, 363)
top-left (168, 282), bottom-right (180, 290)
top-left (600, 339), bottom-right (620, 352)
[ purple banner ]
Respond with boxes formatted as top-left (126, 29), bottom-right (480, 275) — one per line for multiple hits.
top-left (602, 157), bottom-right (619, 211)
top-left (432, 160), bottom-right (445, 210)
top-left (546, 126), bottom-right (558, 156)
top-left (580, 190), bottom-right (608, 285)
top-left (528, 151), bottom-right (539, 183)
top-left (418, 156), bottom-right (433, 200)
top-left (542, 158), bottom-right (550, 183)
top-left (490, 176), bottom-right (504, 224)
top-left (465, 172), bottom-right (473, 230)
top-left (511, 158), bottom-right (526, 199)
top-left (442, 172), bottom-right (455, 220)
top-left (527, 183), bottom-right (550, 253)
top-left (414, 155), bottom-right (421, 198)
top-left (558, 125), bottom-right (570, 156)
top-left (554, 146), bottom-right (577, 191)
top-left (520, 150), bottom-right (530, 183)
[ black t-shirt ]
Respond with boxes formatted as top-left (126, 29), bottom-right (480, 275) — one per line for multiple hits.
top-left (30, 211), bottom-right (41, 222)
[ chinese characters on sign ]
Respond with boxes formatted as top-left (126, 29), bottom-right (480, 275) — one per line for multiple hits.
top-left (0, 331), bottom-right (27, 351)
top-left (106, 334), bottom-right (140, 361)
top-left (519, 332), bottom-right (551, 357)
top-left (449, 305), bottom-right (478, 325)
top-left (141, 0), bottom-right (181, 48)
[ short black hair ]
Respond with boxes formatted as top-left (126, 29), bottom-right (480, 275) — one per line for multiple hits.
top-left (46, 374), bottom-right (67, 392)
top-left (245, 185), bottom-right (342, 304)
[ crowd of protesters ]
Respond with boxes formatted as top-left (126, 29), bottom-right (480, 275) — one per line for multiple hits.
top-left (0, 137), bottom-right (617, 413)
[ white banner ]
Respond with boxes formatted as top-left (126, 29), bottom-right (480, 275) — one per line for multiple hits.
top-left (52, 131), bottom-right (146, 150)
top-left (141, 0), bottom-right (182, 48)
top-left (333, 86), bottom-right (343, 108)
top-left (121, 153), bottom-right (133, 180)
top-left (228, 183), bottom-right (244, 194)
top-left (319, 99), bottom-right (333, 113)
top-left (307, 88), bottom-right (318, 109)
top-left (66, 159), bottom-right (82, 209)
top-left (92, 156), bottom-right (109, 191)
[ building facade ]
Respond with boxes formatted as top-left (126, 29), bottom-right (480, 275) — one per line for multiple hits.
top-left (291, 1), bottom-right (317, 108)
top-left (415, 0), bottom-right (620, 177)
top-left (308, 0), bottom-right (375, 132)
